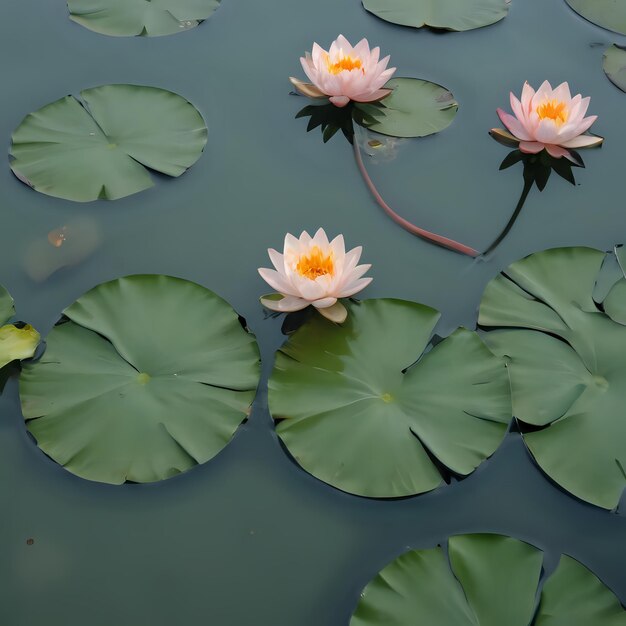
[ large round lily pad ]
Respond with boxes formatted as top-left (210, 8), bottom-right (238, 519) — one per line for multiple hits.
top-left (68, 0), bottom-right (221, 37)
top-left (479, 246), bottom-right (626, 509)
top-left (10, 84), bottom-right (208, 202)
top-left (603, 45), bottom-right (626, 92)
top-left (356, 78), bottom-right (458, 138)
top-left (565, 0), bottom-right (626, 36)
top-left (362, 0), bottom-right (510, 31)
top-left (0, 284), bottom-right (39, 371)
top-left (351, 533), bottom-right (626, 626)
top-left (269, 299), bottom-right (511, 498)
top-left (20, 275), bottom-right (260, 484)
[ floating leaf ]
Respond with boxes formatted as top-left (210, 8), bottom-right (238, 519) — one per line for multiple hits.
top-left (362, 0), bottom-right (510, 31)
top-left (0, 285), bottom-right (40, 370)
top-left (68, 0), bottom-right (220, 37)
top-left (10, 84), bottom-right (208, 202)
top-left (565, 0), bottom-right (626, 35)
top-left (20, 275), bottom-right (260, 484)
top-left (269, 299), bottom-right (510, 498)
top-left (351, 534), bottom-right (626, 626)
top-left (479, 246), bottom-right (626, 509)
top-left (603, 45), bottom-right (626, 92)
top-left (356, 78), bottom-right (458, 138)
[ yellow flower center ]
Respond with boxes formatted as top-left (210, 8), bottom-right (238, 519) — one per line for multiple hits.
top-left (325, 52), bottom-right (364, 75)
top-left (296, 246), bottom-right (335, 280)
top-left (536, 99), bottom-right (568, 125)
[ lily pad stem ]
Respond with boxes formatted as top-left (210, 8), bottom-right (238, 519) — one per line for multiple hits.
top-left (352, 140), bottom-right (479, 257)
top-left (482, 175), bottom-right (533, 256)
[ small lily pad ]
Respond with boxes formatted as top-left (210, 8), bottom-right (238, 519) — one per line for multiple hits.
top-left (10, 84), bottom-right (208, 202)
top-left (68, 0), bottom-right (221, 37)
top-left (603, 45), bottom-right (626, 92)
top-left (269, 299), bottom-right (511, 498)
top-left (351, 534), bottom-right (626, 626)
top-left (362, 0), bottom-right (510, 31)
top-left (479, 246), bottom-right (626, 509)
top-left (565, 0), bottom-right (626, 35)
top-left (0, 285), bottom-right (40, 370)
top-left (356, 78), bottom-right (458, 138)
top-left (20, 275), bottom-right (260, 484)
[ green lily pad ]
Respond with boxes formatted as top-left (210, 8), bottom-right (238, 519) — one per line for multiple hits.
top-left (10, 84), bottom-right (208, 202)
top-left (362, 0), bottom-right (510, 31)
top-left (20, 275), bottom-right (260, 484)
top-left (68, 0), bottom-right (221, 37)
top-left (0, 284), bottom-right (40, 370)
top-left (356, 78), bottom-right (458, 138)
top-left (351, 534), bottom-right (626, 626)
top-left (269, 299), bottom-right (511, 498)
top-left (479, 246), bottom-right (626, 509)
top-left (565, 0), bottom-right (626, 35)
top-left (603, 45), bottom-right (626, 92)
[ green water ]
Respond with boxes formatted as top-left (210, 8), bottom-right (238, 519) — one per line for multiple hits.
top-left (1, 0), bottom-right (625, 623)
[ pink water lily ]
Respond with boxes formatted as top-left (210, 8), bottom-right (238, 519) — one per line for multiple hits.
top-left (494, 81), bottom-right (603, 162)
top-left (258, 228), bottom-right (372, 323)
top-left (290, 35), bottom-right (396, 108)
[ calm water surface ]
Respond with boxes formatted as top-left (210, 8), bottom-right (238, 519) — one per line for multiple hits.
top-left (1, 0), bottom-right (625, 624)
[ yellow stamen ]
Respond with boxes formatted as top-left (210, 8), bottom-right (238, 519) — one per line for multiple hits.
top-left (536, 100), bottom-right (568, 125)
top-left (296, 246), bottom-right (334, 280)
top-left (325, 52), bottom-right (364, 75)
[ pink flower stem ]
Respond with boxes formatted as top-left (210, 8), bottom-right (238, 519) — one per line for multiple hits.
top-left (352, 140), bottom-right (479, 257)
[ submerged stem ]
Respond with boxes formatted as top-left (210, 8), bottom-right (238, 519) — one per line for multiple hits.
top-left (352, 140), bottom-right (479, 257)
top-left (482, 175), bottom-right (534, 256)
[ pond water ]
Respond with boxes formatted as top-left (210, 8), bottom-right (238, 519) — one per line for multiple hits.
top-left (1, 0), bottom-right (625, 624)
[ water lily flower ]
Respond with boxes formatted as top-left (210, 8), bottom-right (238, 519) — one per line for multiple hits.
top-left (493, 81), bottom-right (603, 162)
top-left (290, 35), bottom-right (396, 108)
top-left (0, 323), bottom-right (39, 369)
top-left (258, 228), bottom-right (372, 323)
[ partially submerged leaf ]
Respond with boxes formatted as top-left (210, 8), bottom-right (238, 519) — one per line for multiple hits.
top-left (362, 0), bottom-right (510, 31)
top-left (270, 299), bottom-right (510, 498)
top-left (68, 0), bottom-right (221, 37)
top-left (10, 84), bottom-right (208, 202)
top-left (356, 78), bottom-right (458, 138)
top-left (351, 534), bottom-right (626, 626)
top-left (0, 324), bottom-right (40, 370)
top-left (565, 0), bottom-right (626, 36)
top-left (20, 275), bottom-right (260, 484)
top-left (479, 246), bottom-right (626, 509)
top-left (603, 44), bottom-right (626, 92)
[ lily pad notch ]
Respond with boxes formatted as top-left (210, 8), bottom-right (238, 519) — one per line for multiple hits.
top-left (67, 0), bottom-right (222, 37)
top-left (10, 84), bottom-right (208, 202)
top-left (351, 533), bottom-right (626, 625)
top-left (20, 275), bottom-right (260, 484)
top-left (269, 298), bottom-right (511, 498)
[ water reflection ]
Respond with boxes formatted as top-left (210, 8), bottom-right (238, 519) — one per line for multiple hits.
top-left (23, 216), bottom-right (101, 282)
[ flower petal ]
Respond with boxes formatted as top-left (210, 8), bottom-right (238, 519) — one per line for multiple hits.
top-left (258, 268), bottom-right (298, 297)
top-left (329, 95), bottom-right (350, 107)
top-left (519, 141), bottom-right (545, 154)
top-left (261, 295), bottom-right (309, 312)
top-left (312, 297), bottom-right (338, 309)
top-left (497, 109), bottom-right (532, 141)
top-left (317, 301), bottom-right (347, 323)
top-left (337, 277), bottom-right (373, 298)
top-left (545, 144), bottom-right (571, 159)
top-left (560, 134), bottom-right (603, 148)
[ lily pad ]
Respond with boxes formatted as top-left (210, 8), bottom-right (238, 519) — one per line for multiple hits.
top-left (356, 78), bottom-right (458, 138)
top-left (603, 45), bottom-right (626, 92)
top-left (565, 0), bottom-right (626, 35)
top-left (479, 246), bottom-right (626, 509)
top-left (362, 0), bottom-right (510, 31)
top-left (68, 0), bottom-right (221, 37)
top-left (269, 299), bottom-right (511, 498)
top-left (10, 84), bottom-right (208, 202)
top-left (20, 275), bottom-right (260, 484)
top-left (0, 284), bottom-right (40, 370)
top-left (351, 533), bottom-right (626, 626)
